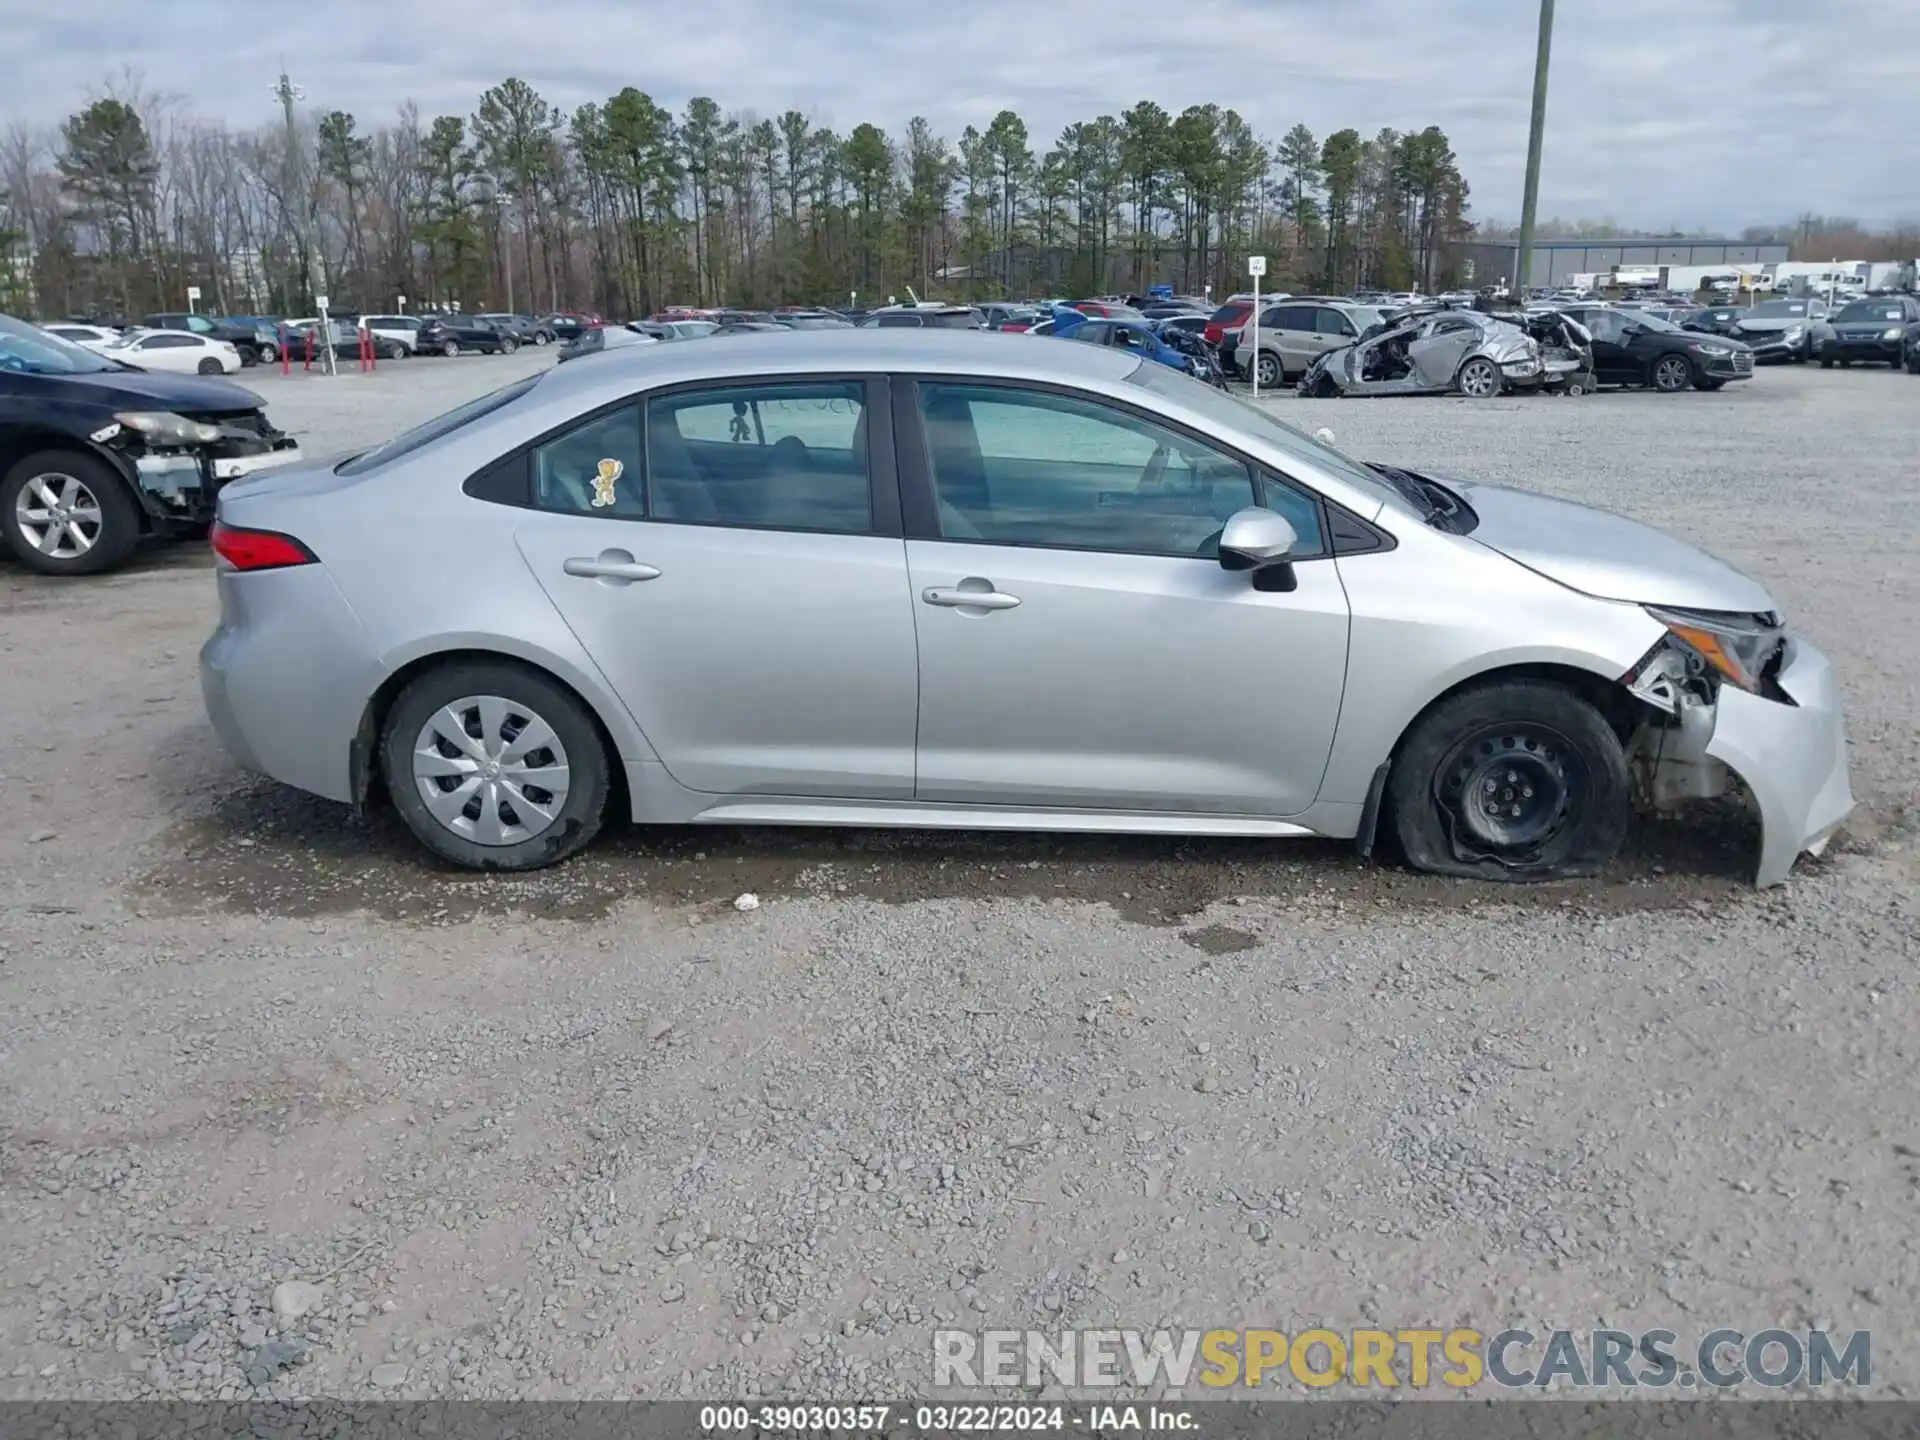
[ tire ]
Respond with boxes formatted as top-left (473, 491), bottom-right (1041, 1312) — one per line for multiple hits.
top-left (1819, 356), bottom-right (1834, 369)
top-left (0, 449), bottom-right (142, 576)
top-left (1693, 377), bottom-right (1724, 391)
top-left (197, 357), bottom-right (223, 375)
top-left (1650, 353), bottom-right (1692, 393)
top-left (1906, 355), bottom-right (1920, 374)
top-left (258, 343), bottom-right (279, 364)
top-left (442, 340), bottom-right (460, 357)
top-left (501, 336), bottom-right (520, 355)
top-left (1386, 679), bottom-right (1630, 882)
top-left (380, 661), bottom-right (610, 871)
top-left (1254, 350), bottom-right (1281, 389)
top-left (534, 332), bottom-right (551, 346)
top-left (1456, 356), bottom-right (1500, 397)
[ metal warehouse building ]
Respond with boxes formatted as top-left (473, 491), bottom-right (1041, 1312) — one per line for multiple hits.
top-left (1458, 237), bottom-right (1792, 288)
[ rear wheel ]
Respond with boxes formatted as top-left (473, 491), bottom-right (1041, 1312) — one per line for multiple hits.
top-left (1387, 680), bottom-right (1630, 882)
top-left (381, 661), bottom-right (610, 871)
top-left (0, 450), bottom-right (142, 576)
top-left (1650, 353), bottom-right (1692, 392)
top-left (1456, 356), bottom-right (1500, 397)
top-left (1254, 350), bottom-right (1281, 389)
top-left (197, 357), bottom-right (223, 375)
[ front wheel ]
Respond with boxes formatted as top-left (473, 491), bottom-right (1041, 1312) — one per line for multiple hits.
top-left (1650, 354), bottom-right (1692, 392)
top-left (1906, 355), bottom-right (1920, 374)
top-left (1456, 356), bottom-right (1500, 397)
top-left (380, 661), bottom-right (610, 871)
top-left (442, 340), bottom-right (460, 357)
top-left (1386, 680), bottom-right (1630, 882)
top-left (1693, 377), bottom-right (1725, 391)
top-left (534, 332), bottom-right (552, 346)
top-left (501, 337), bottom-right (520, 355)
top-left (1819, 355), bottom-right (1834, 369)
top-left (258, 343), bottom-right (279, 364)
top-left (0, 450), bottom-right (142, 576)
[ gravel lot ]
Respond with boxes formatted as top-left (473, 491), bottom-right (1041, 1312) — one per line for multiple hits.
top-left (2, 352), bottom-right (1917, 1402)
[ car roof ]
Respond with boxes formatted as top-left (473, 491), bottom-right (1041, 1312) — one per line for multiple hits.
top-left (536, 327), bottom-right (1139, 405)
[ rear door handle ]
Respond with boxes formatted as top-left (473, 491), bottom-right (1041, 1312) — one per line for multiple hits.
top-left (564, 554), bottom-right (661, 583)
top-left (922, 585), bottom-right (1021, 611)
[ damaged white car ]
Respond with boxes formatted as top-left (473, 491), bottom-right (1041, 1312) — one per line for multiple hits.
top-left (1300, 308), bottom-right (1545, 398)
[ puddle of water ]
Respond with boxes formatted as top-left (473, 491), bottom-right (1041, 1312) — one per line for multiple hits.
top-left (136, 781), bottom-right (1764, 926)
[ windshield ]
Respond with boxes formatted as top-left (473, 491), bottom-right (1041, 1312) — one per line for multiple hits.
top-left (335, 375), bottom-right (540, 476)
top-left (1835, 301), bottom-right (1906, 323)
top-left (1751, 300), bottom-right (1810, 317)
top-left (1124, 361), bottom-right (1415, 518)
top-left (0, 315), bottom-right (119, 375)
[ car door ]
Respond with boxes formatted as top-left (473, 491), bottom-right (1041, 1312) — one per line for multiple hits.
top-left (901, 379), bottom-right (1350, 816)
top-left (1572, 310), bottom-right (1633, 381)
top-left (1407, 316), bottom-right (1479, 386)
top-left (127, 333), bottom-right (197, 373)
top-left (1264, 305), bottom-right (1315, 376)
top-left (1313, 306), bottom-right (1359, 360)
top-left (511, 375), bottom-right (920, 799)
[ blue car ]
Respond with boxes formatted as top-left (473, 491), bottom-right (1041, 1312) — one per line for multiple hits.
top-left (1048, 305), bottom-right (1222, 384)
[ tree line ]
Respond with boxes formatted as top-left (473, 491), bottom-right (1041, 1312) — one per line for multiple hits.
top-left (0, 74), bottom-right (1480, 321)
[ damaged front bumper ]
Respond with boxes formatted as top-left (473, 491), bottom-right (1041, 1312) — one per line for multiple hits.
top-left (123, 423), bottom-right (301, 528)
top-left (1632, 634), bottom-right (1853, 886)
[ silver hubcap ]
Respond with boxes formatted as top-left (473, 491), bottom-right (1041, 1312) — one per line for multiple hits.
top-left (1461, 362), bottom-right (1496, 396)
top-left (15, 473), bottom-right (104, 560)
top-left (412, 695), bottom-right (571, 847)
top-left (1657, 359), bottom-right (1686, 388)
top-left (1258, 355), bottom-right (1277, 385)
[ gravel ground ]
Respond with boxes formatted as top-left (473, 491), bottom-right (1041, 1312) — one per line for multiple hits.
top-left (2, 353), bottom-right (1918, 1403)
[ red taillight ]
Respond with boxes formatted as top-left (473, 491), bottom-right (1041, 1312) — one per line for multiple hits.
top-left (211, 522), bottom-right (317, 572)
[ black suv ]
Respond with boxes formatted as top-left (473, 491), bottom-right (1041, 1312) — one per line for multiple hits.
top-left (1819, 295), bottom-right (1920, 367)
top-left (0, 313), bottom-right (299, 575)
top-left (478, 312), bottom-right (557, 346)
top-left (417, 315), bottom-right (520, 356)
top-left (142, 313), bottom-right (281, 365)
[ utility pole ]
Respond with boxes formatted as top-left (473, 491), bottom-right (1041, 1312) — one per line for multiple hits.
top-left (1513, 0), bottom-right (1555, 301)
top-left (272, 71), bottom-right (333, 373)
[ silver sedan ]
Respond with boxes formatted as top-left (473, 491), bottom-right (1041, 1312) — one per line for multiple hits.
top-left (200, 330), bottom-right (1850, 885)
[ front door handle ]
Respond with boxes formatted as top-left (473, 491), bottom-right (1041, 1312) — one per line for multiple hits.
top-left (564, 553), bottom-right (661, 583)
top-left (922, 584), bottom-right (1020, 611)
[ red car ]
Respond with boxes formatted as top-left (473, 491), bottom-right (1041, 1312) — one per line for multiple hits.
top-left (1202, 299), bottom-right (1255, 348)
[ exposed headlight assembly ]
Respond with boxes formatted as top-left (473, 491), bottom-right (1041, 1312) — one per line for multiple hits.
top-left (1644, 605), bottom-right (1786, 696)
top-left (114, 411), bottom-right (222, 446)
top-left (1784, 324), bottom-right (1806, 341)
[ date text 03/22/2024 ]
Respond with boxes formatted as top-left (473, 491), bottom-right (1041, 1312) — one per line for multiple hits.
top-left (697, 1404), bottom-right (1190, 1433)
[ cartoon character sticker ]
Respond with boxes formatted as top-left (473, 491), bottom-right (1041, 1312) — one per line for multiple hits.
top-left (589, 457), bottom-right (624, 508)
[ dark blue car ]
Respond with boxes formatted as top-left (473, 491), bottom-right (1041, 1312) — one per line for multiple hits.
top-left (1048, 305), bottom-right (1217, 382)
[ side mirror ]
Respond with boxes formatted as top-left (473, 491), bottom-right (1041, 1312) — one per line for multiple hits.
top-left (1218, 507), bottom-right (1300, 591)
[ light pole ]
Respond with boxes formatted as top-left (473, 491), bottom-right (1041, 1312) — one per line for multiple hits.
top-left (1513, 0), bottom-right (1555, 301)
top-left (495, 191), bottom-right (514, 313)
top-left (272, 72), bottom-right (331, 373)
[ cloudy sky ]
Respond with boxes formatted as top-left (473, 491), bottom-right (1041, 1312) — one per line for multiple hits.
top-left (4, 0), bottom-right (1916, 230)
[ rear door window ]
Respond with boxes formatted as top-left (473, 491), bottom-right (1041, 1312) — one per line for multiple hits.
top-left (646, 382), bottom-right (872, 534)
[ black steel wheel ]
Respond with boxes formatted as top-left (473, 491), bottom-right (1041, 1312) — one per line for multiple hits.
top-left (1387, 680), bottom-right (1630, 881)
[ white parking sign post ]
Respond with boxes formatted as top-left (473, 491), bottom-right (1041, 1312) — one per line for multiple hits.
top-left (1247, 255), bottom-right (1267, 396)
